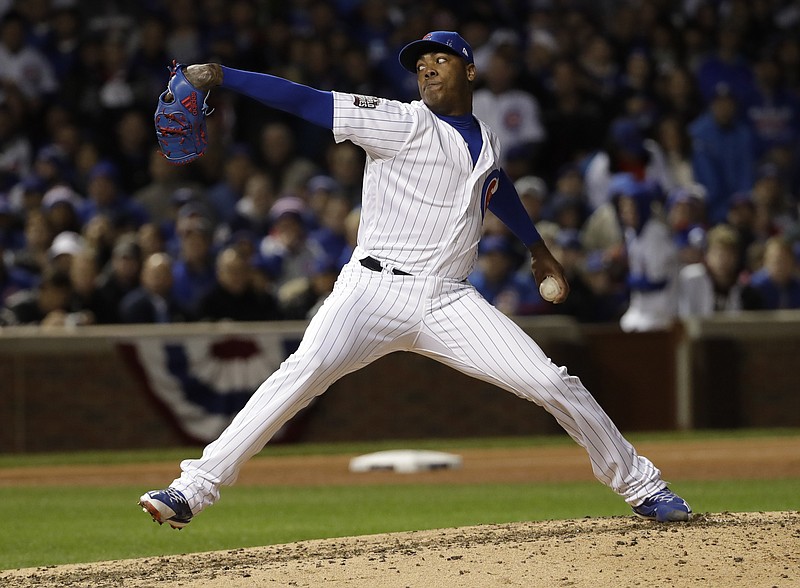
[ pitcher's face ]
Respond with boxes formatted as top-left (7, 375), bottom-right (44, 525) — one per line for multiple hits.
top-left (415, 52), bottom-right (475, 116)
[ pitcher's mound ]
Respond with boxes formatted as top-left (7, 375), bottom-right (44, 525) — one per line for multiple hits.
top-left (2, 511), bottom-right (798, 588)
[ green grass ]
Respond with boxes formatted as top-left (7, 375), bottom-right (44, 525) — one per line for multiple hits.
top-left (1, 479), bottom-right (798, 571)
top-left (1, 431), bottom-right (799, 570)
top-left (1, 428), bottom-right (799, 468)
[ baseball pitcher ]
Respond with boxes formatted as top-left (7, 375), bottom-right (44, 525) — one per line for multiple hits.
top-left (141, 32), bottom-right (691, 529)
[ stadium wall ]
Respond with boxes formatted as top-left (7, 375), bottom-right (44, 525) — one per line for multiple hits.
top-left (0, 313), bottom-right (798, 453)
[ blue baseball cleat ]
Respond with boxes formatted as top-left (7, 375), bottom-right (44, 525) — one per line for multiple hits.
top-left (139, 488), bottom-right (193, 529)
top-left (632, 487), bottom-right (692, 522)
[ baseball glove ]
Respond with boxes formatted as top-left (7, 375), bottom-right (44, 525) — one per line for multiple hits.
top-left (154, 61), bottom-right (214, 164)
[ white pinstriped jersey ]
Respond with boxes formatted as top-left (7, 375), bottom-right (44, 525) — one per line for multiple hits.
top-left (332, 91), bottom-right (502, 281)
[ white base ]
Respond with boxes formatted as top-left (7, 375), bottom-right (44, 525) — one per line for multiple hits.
top-left (348, 449), bottom-right (463, 474)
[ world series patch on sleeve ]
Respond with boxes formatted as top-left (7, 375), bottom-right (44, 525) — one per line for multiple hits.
top-left (154, 61), bottom-right (214, 164)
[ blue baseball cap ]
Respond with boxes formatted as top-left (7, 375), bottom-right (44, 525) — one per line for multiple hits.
top-left (609, 118), bottom-right (645, 156)
top-left (399, 31), bottom-right (474, 73)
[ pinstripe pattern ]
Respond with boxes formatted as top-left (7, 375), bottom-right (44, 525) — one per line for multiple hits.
top-left (332, 91), bottom-right (496, 280)
top-left (412, 282), bottom-right (662, 503)
top-left (174, 267), bottom-right (663, 514)
top-left (171, 91), bottom-right (666, 515)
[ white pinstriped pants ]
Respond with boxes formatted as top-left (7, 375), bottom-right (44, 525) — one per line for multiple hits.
top-left (174, 259), bottom-right (664, 514)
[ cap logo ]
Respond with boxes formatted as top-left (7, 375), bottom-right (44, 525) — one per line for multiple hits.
top-left (400, 32), bottom-right (474, 73)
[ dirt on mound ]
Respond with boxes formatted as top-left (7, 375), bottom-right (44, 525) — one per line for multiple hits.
top-left (3, 511), bottom-right (798, 588)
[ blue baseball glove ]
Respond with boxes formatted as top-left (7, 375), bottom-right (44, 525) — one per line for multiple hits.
top-left (154, 61), bottom-right (214, 165)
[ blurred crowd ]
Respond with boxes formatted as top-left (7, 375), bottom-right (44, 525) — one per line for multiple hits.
top-left (1, 0), bottom-right (800, 330)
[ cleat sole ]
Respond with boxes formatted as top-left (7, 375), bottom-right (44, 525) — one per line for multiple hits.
top-left (634, 510), bottom-right (692, 522)
top-left (139, 499), bottom-right (164, 525)
top-left (139, 498), bottom-right (190, 528)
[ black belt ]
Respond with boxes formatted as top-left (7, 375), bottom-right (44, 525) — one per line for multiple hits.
top-left (360, 256), bottom-right (411, 276)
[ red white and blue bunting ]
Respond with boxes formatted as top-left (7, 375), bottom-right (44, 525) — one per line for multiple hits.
top-left (117, 334), bottom-right (301, 443)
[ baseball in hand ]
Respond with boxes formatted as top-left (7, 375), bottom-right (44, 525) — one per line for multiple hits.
top-left (539, 276), bottom-right (561, 302)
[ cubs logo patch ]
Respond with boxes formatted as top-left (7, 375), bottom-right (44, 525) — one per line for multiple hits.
top-left (353, 95), bottom-right (380, 108)
top-left (481, 170), bottom-right (501, 217)
top-left (504, 110), bottom-right (522, 130)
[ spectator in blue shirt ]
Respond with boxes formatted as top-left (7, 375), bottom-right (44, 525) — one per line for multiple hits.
top-left (80, 161), bottom-right (149, 232)
top-left (689, 82), bottom-right (755, 224)
top-left (745, 53), bottom-right (800, 158)
top-left (694, 25), bottom-right (755, 107)
top-left (309, 194), bottom-right (351, 270)
top-left (469, 235), bottom-right (541, 316)
top-left (206, 144), bottom-right (255, 225)
top-left (171, 216), bottom-right (216, 319)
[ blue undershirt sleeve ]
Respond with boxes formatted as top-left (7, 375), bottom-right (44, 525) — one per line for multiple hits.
top-left (220, 66), bottom-right (334, 129)
top-left (488, 169), bottom-right (542, 247)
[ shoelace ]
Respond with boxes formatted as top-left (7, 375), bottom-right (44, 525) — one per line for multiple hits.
top-left (646, 489), bottom-right (677, 504)
top-left (164, 487), bottom-right (189, 507)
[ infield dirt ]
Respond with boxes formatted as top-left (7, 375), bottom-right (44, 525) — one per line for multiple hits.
top-left (1, 436), bottom-right (799, 587)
